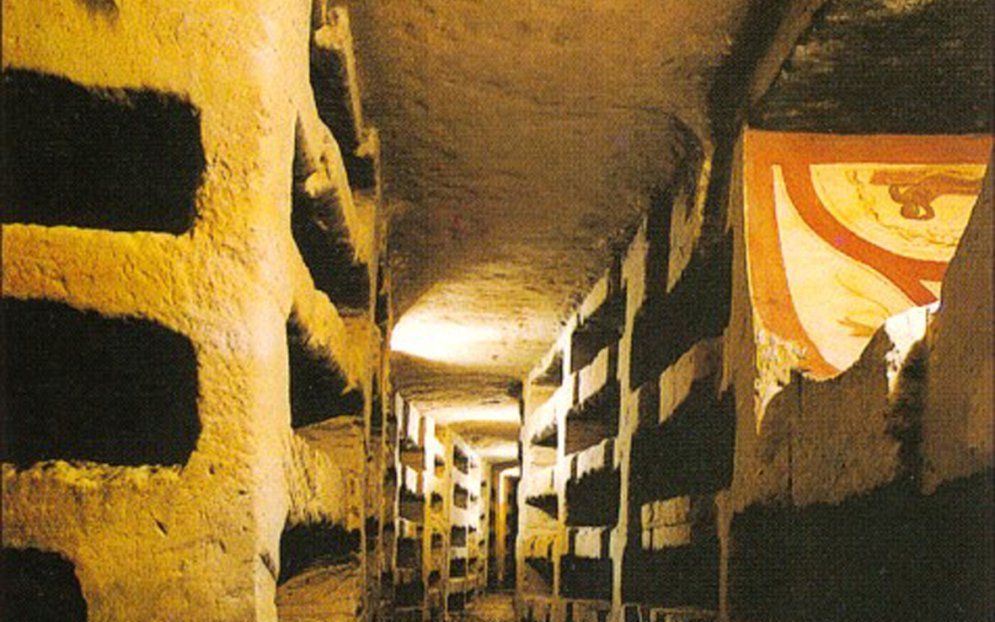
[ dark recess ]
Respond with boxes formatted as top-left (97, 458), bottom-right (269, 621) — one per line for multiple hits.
top-left (560, 556), bottom-right (612, 601)
top-left (622, 539), bottom-right (720, 609)
top-left (453, 484), bottom-right (469, 509)
top-left (287, 319), bottom-right (364, 428)
top-left (2, 69), bottom-right (203, 233)
top-left (308, 38), bottom-right (376, 190)
top-left (396, 580), bottom-right (424, 607)
top-left (291, 146), bottom-right (371, 311)
top-left (629, 234), bottom-right (732, 391)
top-left (524, 557), bottom-right (553, 592)
top-left (447, 592), bottom-right (467, 613)
top-left (397, 538), bottom-right (419, 568)
top-left (278, 521), bottom-right (359, 584)
top-left (565, 380), bottom-right (619, 455)
top-left (449, 558), bottom-right (467, 578)
top-left (399, 487), bottom-right (425, 523)
top-left (630, 388), bottom-right (735, 502)
top-left (454, 446), bottom-right (470, 474)
top-left (728, 470), bottom-right (995, 622)
top-left (570, 261), bottom-right (624, 373)
top-left (524, 493), bottom-right (558, 519)
top-left (1, 548), bottom-right (87, 622)
top-left (2, 298), bottom-right (199, 467)
top-left (533, 350), bottom-right (564, 387)
top-left (565, 468), bottom-right (620, 527)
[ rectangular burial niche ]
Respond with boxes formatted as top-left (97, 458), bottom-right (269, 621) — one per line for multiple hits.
top-left (395, 580), bottom-right (425, 608)
top-left (454, 445), bottom-right (470, 474)
top-left (629, 233), bottom-right (732, 391)
top-left (1, 69), bottom-right (203, 233)
top-left (277, 520), bottom-right (360, 585)
top-left (1, 548), bottom-right (87, 622)
top-left (523, 556), bottom-right (553, 594)
top-left (560, 555), bottom-right (612, 601)
top-left (449, 557), bottom-right (467, 578)
top-left (453, 483), bottom-right (470, 509)
top-left (565, 468), bottom-right (620, 527)
top-left (629, 388), bottom-right (735, 503)
top-left (1, 298), bottom-right (199, 467)
top-left (447, 592), bottom-right (467, 614)
top-left (286, 318), bottom-right (365, 428)
top-left (291, 148), bottom-right (371, 312)
top-left (570, 276), bottom-right (624, 374)
top-left (308, 34), bottom-right (375, 190)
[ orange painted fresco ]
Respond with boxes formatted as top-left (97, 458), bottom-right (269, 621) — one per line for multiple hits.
top-left (744, 130), bottom-right (991, 378)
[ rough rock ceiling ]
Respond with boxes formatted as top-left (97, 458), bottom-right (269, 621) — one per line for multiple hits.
top-left (347, 0), bottom-right (756, 458)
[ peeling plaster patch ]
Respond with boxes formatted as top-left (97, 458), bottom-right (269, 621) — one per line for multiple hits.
top-left (883, 303), bottom-right (936, 391)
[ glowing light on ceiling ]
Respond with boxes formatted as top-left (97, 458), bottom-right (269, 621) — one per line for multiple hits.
top-left (430, 403), bottom-right (520, 426)
top-left (390, 314), bottom-right (502, 364)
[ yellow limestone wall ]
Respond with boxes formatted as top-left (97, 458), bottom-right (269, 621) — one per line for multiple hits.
top-left (1, 0), bottom-right (378, 620)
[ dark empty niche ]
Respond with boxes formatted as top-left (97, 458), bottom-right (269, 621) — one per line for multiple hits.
top-left (365, 516), bottom-right (379, 551)
top-left (287, 319), bottom-right (364, 428)
top-left (449, 558), bottom-right (467, 578)
top-left (560, 556), bottom-right (612, 601)
top-left (2, 69), bottom-right (203, 233)
top-left (571, 285), bottom-right (625, 374)
top-left (278, 521), bottom-right (359, 585)
top-left (533, 349), bottom-right (564, 387)
top-left (453, 484), bottom-right (469, 510)
top-left (447, 592), bottom-right (467, 613)
top-left (1, 548), bottom-right (87, 622)
top-left (454, 446), bottom-right (470, 474)
top-left (2, 298), bottom-right (199, 467)
top-left (532, 422), bottom-right (558, 449)
top-left (370, 374), bottom-right (383, 435)
top-left (565, 382), bottom-right (619, 455)
top-left (396, 580), bottom-right (424, 607)
top-left (291, 148), bottom-right (371, 312)
top-left (630, 387), bottom-right (735, 503)
top-left (525, 493), bottom-right (558, 519)
top-left (630, 234), bottom-right (732, 391)
top-left (622, 540), bottom-right (720, 609)
top-left (524, 557), bottom-right (554, 593)
top-left (309, 38), bottom-right (376, 185)
top-left (397, 538), bottom-right (419, 569)
top-left (399, 488), bottom-right (425, 523)
top-left (566, 468), bottom-right (620, 527)
top-left (450, 526), bottom-right (468, 547)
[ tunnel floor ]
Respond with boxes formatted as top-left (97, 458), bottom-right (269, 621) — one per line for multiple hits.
top-left (462, 592), bottom-right (515, 622)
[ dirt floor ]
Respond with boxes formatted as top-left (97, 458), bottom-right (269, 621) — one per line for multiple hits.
top-left (462, 592), bottom-right (516, 622)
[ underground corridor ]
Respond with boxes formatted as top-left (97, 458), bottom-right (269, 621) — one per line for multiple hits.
top-left (1, 0), bottom-right (993, 621)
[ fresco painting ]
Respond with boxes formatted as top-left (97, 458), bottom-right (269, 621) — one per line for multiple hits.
top-left (745, 130), bottom-right (991, 378)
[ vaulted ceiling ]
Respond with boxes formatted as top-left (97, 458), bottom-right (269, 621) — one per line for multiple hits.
top-left (345, 0), bottom-right (991, 459)
top-left (346, 0), bottom-right (766, 459)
